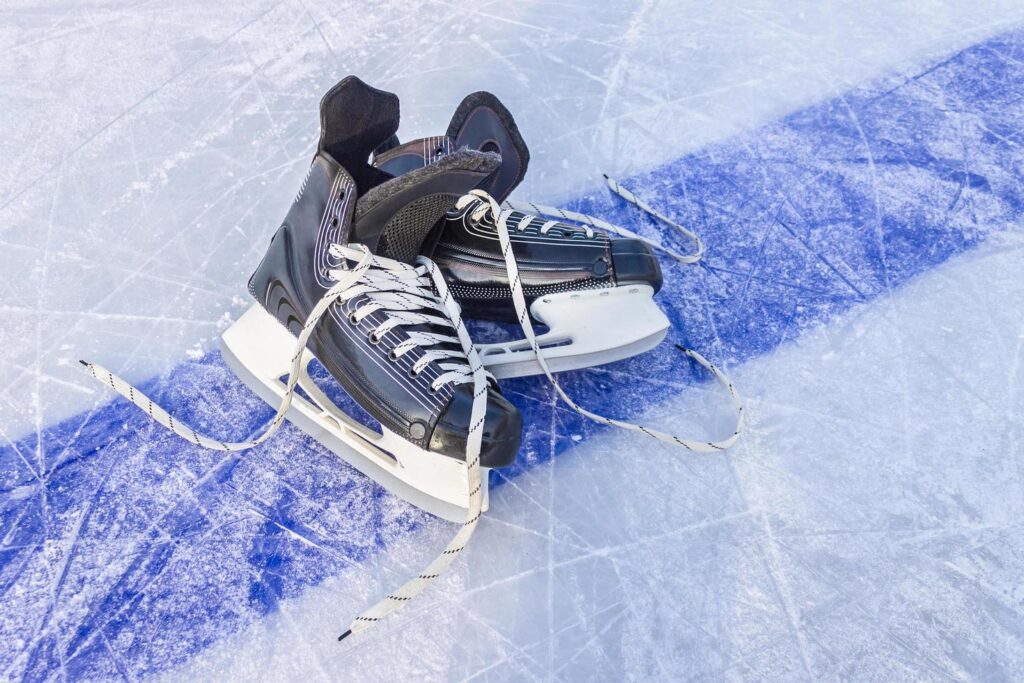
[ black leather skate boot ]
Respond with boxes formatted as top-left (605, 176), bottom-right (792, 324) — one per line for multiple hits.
top-left (373, 91), bottom-right (664, 322)
top-left (225, 76), bottom-right (522, 519)
top-left (370, 88), bottom-right (689, 378)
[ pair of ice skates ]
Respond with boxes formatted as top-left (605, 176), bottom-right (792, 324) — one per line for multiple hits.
top-left (82, 76), bottom-right (742, 638)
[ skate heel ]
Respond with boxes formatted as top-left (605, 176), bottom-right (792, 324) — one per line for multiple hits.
top-left (222, 304), bottom-right (489, 522)
top-left (478, 285), bottom-right (668, 379)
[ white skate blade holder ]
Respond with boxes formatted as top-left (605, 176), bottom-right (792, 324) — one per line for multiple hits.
top-left (478, 284), bottom-right (669, 379)
top-left (221, 305), bottom-right (488, 523)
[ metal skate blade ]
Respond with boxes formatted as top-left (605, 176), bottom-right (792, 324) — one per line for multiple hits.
top-left (478, 285), bottom-right (669, 379)
top-left (221, 304), bottom-right (487, 523)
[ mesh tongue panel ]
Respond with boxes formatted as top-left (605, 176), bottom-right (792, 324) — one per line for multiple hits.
top-left (377, 193), bottom-right (458, 263)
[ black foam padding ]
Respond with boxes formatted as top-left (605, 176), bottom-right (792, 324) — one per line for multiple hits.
top-left (353, 149), bottom-right (501, 261)
top-left (446, 91), bottom-right (530, 202)
top-left (373, 133), bottom-right (401, 157)
top-left (318, 76), bottom-right (400, 195)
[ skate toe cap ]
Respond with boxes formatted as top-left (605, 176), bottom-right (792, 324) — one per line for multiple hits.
top-left (430, 386), bottom-right (522, 468)
top-left (611, 238), bottom-right (663, 293)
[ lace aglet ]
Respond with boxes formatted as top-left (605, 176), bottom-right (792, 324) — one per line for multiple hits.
top-left (674, 343), bottom-right (691, 354)
top-left (337, 629), bottom-right (352, 642)
top-left (78, 360), bottom-right (89, 367)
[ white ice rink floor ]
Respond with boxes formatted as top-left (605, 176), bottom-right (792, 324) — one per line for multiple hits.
top-left (2, 1), bottom-right (1024, 680)
top-left (166, 234), bottom-right (1024, 680)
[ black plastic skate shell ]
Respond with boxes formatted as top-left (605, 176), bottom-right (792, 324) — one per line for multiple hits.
top-left (222, 76), bottom-right (522, 521)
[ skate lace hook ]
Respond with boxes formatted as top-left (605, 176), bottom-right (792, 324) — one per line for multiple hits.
top-left (460, 189), bottom-right (744, 454)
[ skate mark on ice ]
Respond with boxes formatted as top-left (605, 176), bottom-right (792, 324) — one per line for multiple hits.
top-left (3, 26), bottom-right (1024, 679)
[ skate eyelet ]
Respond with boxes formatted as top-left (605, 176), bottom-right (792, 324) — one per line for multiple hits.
top-left (331, 216), bottom-right (339, 227)
top-left (338, 189), bottom-right (346, 200)
top-left (348, 313), bottom-right (359, 324)
top-left (408, 367), bottom-right (419, 378)
top-left (388, 349), bottom-right (399, 360)
top-left (368, 332), bottom-right (382, 344)
top-left (434, 146), bottom-right (445, 156)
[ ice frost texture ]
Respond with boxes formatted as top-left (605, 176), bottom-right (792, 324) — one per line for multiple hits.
top-left (2, 4), bottom-right (1024, 681)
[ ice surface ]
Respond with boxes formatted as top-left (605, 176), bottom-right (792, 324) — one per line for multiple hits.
top-left (2, 1), bottom-right (1024, 681)
top-left (3, 0), bottom-right (1024, 438)
top-left (163, 235), bottom-right (1024, 680)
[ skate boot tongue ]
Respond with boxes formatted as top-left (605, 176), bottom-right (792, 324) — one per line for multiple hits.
top-left (371, 91), bottom-right (529, 205)
top-left (445, 91), bottom-right (529, 203)
top-left (318, 75), bottom-right (501, 264)
top-left (353, 148), bottom-right (500, 263)
top-left (318, 75), bottom-right (400, 196)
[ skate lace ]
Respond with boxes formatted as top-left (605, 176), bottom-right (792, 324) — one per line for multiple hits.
top-left (81, 242), bottom-right (491, 642)
top-left (457, 188), bottom-right (744, 453)
top-left (79, 244), bottom-right (486, 450)
top-left (499, 174), bottom-right (704, 264)
top-left (326, 244), bottom-right (491, 390)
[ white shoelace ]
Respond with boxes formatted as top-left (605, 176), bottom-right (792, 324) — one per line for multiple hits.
top-left (80, 244), bottom-right (489, 640)
top-left (79, 180), bottom-right (738, 639)
top-left (457, 189), bottom-right (744, 452)
top-left (503, 174), bottom-right (705, 265)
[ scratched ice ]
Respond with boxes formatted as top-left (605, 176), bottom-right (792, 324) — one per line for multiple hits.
top-left (2, 1), bottom-right (1024, 680)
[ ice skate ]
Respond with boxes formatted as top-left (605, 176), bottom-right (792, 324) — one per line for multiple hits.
top-left (81, 75), bottom-right (527, 639)
top-left (375, 88), bottom-right (743, 451)
top-left (223, 76), bottom-right (523, 523)
top-left (460, 189), bottom-right (745, 455)
top-left (373, 91), bottom-right (706, 378)
top-left (85, 75), bottom-right (521, 520)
